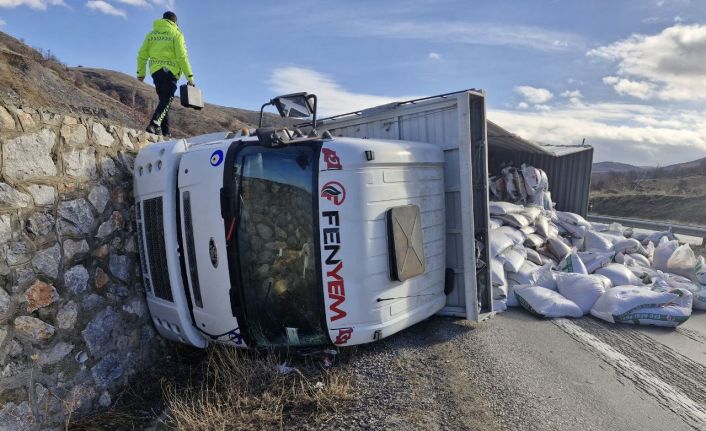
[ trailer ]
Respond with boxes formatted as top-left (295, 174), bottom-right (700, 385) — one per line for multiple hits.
top-left (308, 90), bottom-right (594, 320)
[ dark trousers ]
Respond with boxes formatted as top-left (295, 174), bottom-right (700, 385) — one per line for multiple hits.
top-left (150, 68), bottom-right (177, 135)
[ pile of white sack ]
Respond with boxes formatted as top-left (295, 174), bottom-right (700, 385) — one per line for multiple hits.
top-left (488, 166), bottom-right (706, 328)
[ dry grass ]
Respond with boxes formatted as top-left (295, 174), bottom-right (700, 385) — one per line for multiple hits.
top-left (161, 346), bottom-right (353, 431)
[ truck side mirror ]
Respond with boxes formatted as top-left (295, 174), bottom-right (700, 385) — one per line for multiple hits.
top-left (258, 93), bottom-right (318, 129)
top-left (272, 93), bottom-right (314, 118)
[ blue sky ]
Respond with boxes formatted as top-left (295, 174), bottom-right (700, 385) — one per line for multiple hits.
top-left (2, 0), bottom-right (706, 165)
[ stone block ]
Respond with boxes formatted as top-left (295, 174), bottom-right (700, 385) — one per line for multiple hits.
top-left (25, 280), bottom-right (58, 313)
top-left (31, 244), bottom-right (61, 279)
top-left (64, 265), bottom-right (89, 294)
top-left (94, 267), bottom-right (109, 290)
top-left (109, 254), bottom-right (130, 282)
top-left (3, 129), bottom-right (57, 180)
top-left (88, 184), bottom-right (110, 213)
top-left (58, 198), bottom-right (95, 235)
top-left (92, 123), bottom-right (115, 148)
top-left (63, 147), bottom-right (96, 177)
top-left (60, 123), bottom-right (88, 146)
top-left (0, 106), bottom-right (15, 130)
top-left (25, 212), bottom-right (55, 238)
top-left (26, 184), bottom-right (55, 206)
top-left (63, 239), bottom-right (89, 262)
top-left (96, 211), bottom-right (124, 238)
top-left (82, 307), bottom-right (119, 356)
top-left (57, 300), bottom-right (78, 330)
top-left (14, 316), bottom-right (55, 343)
top-left (0, 183), bottom-right (31, 208)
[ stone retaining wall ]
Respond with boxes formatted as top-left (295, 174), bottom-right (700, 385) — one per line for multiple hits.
top-left (0, 103), bottom-right (165, 430)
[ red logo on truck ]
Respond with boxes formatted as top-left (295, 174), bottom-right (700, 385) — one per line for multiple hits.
top-left (321, 148), bottom-right (342, 170)
top-left (321, 181), bottom-right (346, 206)
top-left (334, 328), bottom-right (353, 344)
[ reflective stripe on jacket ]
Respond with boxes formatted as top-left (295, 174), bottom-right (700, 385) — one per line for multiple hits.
top-left (137, 19), bottom-right (194, 80)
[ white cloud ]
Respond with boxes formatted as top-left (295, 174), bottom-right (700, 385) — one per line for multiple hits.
top-left (517, 102), bottom-right (529, 109)
top-left (589, 24), bottom-right (706, 101)
top-left (268, 66), bottom-right (418, 116)
top-left (491, 101), bottom-right (706, 165)
top-left (560, 90), bottom-right (582, 99)
top-left (151, 0), bottom-right (175, 10)
top-left (534, 104), bottom-right (551, 112)
top-left (428, 52), bottom-right (441, 60)
top-left (0, 0), bottom-right (64, 9)
top-left (113, 0), bottom-right (149, 6)
top-left (348, 20), bottom-right (584, 52)
top-left (86, 0), bottom-right (126, 18)
top-left (601, 76), bottom-right (655, 99)
top-left (0, 17), bottom-right (5, 26)
top-left (514, 85), bottom-right (554, 104)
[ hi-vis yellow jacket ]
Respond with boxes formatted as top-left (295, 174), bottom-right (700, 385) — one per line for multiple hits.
top-left (137, 19), bottom-right (194, 80)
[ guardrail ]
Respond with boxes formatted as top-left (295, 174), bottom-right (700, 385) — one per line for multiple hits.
top-left (587, 214), bottom-right (706, 244)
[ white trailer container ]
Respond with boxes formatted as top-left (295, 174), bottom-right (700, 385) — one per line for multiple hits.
top-left (309, 90), bottom-right (594, 320)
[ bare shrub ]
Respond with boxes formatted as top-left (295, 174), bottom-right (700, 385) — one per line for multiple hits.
top-left (162, 346), bottom-right (352, 431)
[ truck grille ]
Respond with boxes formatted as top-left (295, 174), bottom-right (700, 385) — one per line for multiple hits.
top-left (182, 191), bottom-right (203, 308)
top-left (136, 203), bottom-right (151, 294)
top-left (143, 197), bottom-right (173, 302)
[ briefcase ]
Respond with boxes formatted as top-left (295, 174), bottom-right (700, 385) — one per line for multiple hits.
top-left (180, 84), bottom-right (204, 110)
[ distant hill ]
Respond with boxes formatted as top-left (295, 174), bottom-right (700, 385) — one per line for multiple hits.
top-left (0, 31), bottom-right (284, 137)
top-left (592, 161), bottom-right (647, 174)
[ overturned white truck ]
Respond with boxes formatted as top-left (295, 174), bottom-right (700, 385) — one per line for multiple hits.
top-left (134, 90), bottom-right (593, 349)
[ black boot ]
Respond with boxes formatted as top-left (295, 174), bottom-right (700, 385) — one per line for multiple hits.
top-left (146, 122), bottom-right (161, 135)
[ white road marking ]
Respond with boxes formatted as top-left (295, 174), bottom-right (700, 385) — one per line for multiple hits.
top-left (554, 318), bottom-right (706, 429)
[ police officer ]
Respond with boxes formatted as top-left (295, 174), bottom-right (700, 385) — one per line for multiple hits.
top-left (137, 11), bottom-right (195, 136)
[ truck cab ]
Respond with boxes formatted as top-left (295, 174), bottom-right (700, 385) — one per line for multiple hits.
top-left (134, 93), bottom-right (447, 348)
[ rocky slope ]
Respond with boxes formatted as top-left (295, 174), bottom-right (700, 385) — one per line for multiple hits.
top-left (0, 31), bottom-right (282, 137)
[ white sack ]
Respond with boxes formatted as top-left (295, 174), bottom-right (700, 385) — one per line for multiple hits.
top-left (489, 230), bottom-right (514, 257)
top-left (521, 165), bottom-right (542, 196)
top-left (577, 251), bottom-right (613, 273)
top-left (499, 213), bottom-right (531, 229)
top-left (524, 234), bottom-right (546, 249)
top-left (522, 205), bottom-right (542, 222)
top-left (654, 239), bottom-right (679, 272)
top-left (530, 263), bottom-right (557, 290)
top-left (613, 238), bottom-right (648, 257)
top-left (558, 251), bottom-right (588, 274)
top-left (493, 281), bottom-right (508, 300)
top-left (590, 287), bottom-right (692, 327)
top-left (489, 217), bottom-right (504, 230)
top-left (589, 221), bottom-right (610, 232)
top-left (525, 248), bottom-right (543, 266)
top-left (507, 261), bottom-right (541, 287)
top-left (555, 273), bottom-right (606, 314)
top-left (490, 258), bottom-right (506, 287)
top-left (667, 244), bottom-right (697, 279)
top-left (584, 230), bottom-right (614, 252)
top-left (514, 285), bottom-right (583, 318)
top-left (493, 299), bottom-right (508, 313)
top-left (596, 263), bottom-right (642, 286)
top-left (548, 237), bottom-right (572, 260)
top-left (500, 245), bottom-right (527, 273)
top-left (520, 225), bottom-right (536, 236)
top-left (594, 274), bottom-right (613, 290)
top-left (696, 256), bottom-right (706, 285)
top-left (645, 230), bottom-right (676, 245)
top-left (559, 221), bottom-right (587, 239)
top-left (556, 211), bottom-right (591, 228)
top-left (571, 237), bottom-right (585, 250)
top-left (628, 253), bottom-right (651, 267)
top-left (489, 201), bottom-right (523, 216)
top-left (535, 216), bottom-right (551, 238)
top-left (497, 226), bottom-right (526, 245)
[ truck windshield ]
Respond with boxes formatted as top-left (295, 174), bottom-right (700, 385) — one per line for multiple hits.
top-left (231, 144), bottom-right (327, 348)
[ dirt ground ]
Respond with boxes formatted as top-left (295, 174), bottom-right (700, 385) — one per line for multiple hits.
top-left (590, 174), bottom-right (706, 227)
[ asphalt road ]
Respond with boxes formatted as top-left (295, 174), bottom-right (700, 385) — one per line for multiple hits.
top-left (339, 309), bottom-right (706, 430)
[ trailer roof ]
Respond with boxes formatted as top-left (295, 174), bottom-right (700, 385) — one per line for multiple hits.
top-left (311, 89), bottom-right (591, 158)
